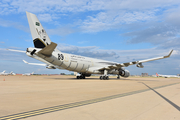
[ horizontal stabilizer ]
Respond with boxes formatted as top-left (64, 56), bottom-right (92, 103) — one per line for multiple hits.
top-left (23, 60), bottom-right (57, 69)
top-left (38, 42), bottom-right (57, 57)
top-left (7, 49), bottom-right (26, 53)
top-left (23, 60), bottom-right (47, 66)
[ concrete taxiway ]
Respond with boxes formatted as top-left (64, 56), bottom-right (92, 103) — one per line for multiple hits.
top-left (0, 75), bottom-right (180, 120)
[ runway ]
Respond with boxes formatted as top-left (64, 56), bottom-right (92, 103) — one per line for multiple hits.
top-left (0, 75), bottom-right (180, 120)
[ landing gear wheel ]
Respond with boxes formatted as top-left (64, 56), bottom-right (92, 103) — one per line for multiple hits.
top-left (76, 74), bottom-right (86, 79)
top-left (99, 76), bottom-right (109, 80)
top-left (117, 75), bottom-right (120, 79)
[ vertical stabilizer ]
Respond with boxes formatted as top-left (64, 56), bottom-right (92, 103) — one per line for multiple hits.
top-left (26, 12), bottom-right (52, 48)
top-left (156, 73), bottom-right (159, 77)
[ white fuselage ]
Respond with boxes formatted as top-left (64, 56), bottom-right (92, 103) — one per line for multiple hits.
top-left (26, 47), bottom-right (119, 75)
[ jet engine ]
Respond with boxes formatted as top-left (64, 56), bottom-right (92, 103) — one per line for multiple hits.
top-left (119, 69), bottom-right (130, 77)
top-left (46, 65), bottom-right (56, 69)
top-left (136, 63), bottom-right (144, 68)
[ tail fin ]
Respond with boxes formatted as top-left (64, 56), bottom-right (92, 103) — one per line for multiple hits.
top-left (156, 73), bottom-right (159, 77)
top-left (2, 70), bottom-right (6, 73)
top-left (26, 12), bottom-right (52, 48)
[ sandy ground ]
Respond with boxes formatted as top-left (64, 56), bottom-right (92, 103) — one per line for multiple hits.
top-left (0, 75), bottom-right (180, 120)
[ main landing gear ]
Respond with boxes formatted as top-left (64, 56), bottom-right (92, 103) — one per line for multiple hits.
top-left (99, 70), bottom-right (109, 80)
top-left (76, 74), bottom-right (85, 79)
top-left (99, 75), bottom-right (109, 80)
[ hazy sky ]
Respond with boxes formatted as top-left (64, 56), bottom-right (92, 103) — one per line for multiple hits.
top-left (0, 0), bottom-right (180, 75)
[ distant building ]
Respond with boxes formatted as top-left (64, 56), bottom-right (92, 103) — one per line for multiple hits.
top-left (141, 73), bottom-right (148, 77)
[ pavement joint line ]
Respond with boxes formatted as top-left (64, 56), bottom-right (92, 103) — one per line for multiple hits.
top-left (1, 83), bottom-right (179, 120)
top-left (0, 82), bottom-right (179, 120)
top-left (1, 106), bottom-right (77, 119)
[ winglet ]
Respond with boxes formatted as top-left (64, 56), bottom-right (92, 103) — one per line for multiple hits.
top-left (164, 49), bottom-right (173, 58)
top-left (38, 42), bottom-right (57, 57)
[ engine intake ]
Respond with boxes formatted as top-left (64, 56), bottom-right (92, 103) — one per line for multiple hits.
top-left (119, 69), bottom-right (130, 78)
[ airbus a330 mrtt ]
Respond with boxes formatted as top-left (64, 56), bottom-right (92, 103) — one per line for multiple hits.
top-left (9, 12), bottom-right (173, 80)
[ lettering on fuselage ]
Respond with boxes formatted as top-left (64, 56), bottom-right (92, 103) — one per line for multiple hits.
top-left (56, 54), bottom-right (92, 73)
top-left (71, 55), bottom-right (91, 63)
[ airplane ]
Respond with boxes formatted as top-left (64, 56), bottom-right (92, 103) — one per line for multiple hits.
top-left (0, 70), bottom-right (15, 75)
top-left (22, 72), bottom-right (34, 76)
top-left (156, 73), bottom-right (179, 78)
top-left (8, 12), bottom-right (173, 80)
top-left (0, 70), bottom-right (6, 75)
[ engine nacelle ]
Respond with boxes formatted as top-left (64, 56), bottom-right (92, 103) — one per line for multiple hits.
top-left (46, 66), bottom-right (56, 69)
top-left (136, 63), bottom-right (144, 68)
top-left (119, 69), bottom-right (130, 78)
top-left (77, 73), bottom-right (91, 77)
top-left (84, 73), bottom-right (91, 77)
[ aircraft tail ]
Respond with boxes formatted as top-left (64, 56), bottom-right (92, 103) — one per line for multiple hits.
top-left (156, 73), bottom-right (159, 77)
top-left (26, 12), bottom-right (52, 49)
top-left (31, 72), bottom-right (34, 75)
top-left (2, 70), bottom-right (6, 73)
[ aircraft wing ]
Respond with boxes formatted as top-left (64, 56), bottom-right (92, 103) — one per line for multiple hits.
top-left (137, 49), bottom-right (173, 63)
top-left (96, 50), bottom-right (173, 71)
top-left (23, 60), bottom-right (63, 69)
